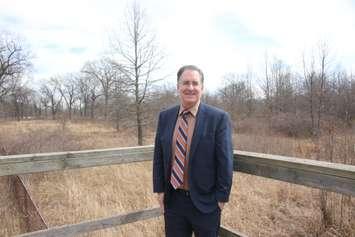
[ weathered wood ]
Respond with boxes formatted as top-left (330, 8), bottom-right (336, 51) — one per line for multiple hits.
top-left (3, 147), bottom-right (354, 237)
top-left (220, 225), bottom-right (248, 237)
top-left (1, 147), bottom-right (355, 196)
top-left (16, 207), bottom-right (162, 237)
top-left (234, 150), bottom-right (355, 196)
top-left (11, 175), bottom-right (48, 232)
top-left (15, 208), bottom-right (249, 237)
top-left (0, 145), bottom-right (154, 176)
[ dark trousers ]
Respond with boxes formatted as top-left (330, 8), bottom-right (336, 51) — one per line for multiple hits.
top-left (164, 189), bottom-right (221, 237)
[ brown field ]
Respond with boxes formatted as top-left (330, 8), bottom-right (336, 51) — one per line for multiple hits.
top-left (0, 120), bottom-right (354, 237)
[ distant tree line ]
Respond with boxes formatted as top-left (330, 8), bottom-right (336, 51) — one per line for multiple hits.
top-left (216, 45), bottom-right (355, 136)
top-left (1, 7), bottom-right (354, 144)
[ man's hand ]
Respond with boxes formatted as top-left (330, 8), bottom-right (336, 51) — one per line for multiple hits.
top-left (157, 193), bottom-right (164, 213)
top-left (218, 202), bottom-right (225, 211)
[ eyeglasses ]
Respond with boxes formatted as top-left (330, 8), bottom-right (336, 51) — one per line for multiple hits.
top-left (179, 80), bottom-right (202, 87)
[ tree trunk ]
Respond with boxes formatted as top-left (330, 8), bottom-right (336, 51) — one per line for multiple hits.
top-left (104, 94), bottom-right (108, 120)
top-left (68, 106), bottom-right (72, 120)
top-left (90, 100), bottom-right (94, 120)
top-left (136, 104), bottom-right (143, 146)
top-left (115, 108), bottom-right (120, 132)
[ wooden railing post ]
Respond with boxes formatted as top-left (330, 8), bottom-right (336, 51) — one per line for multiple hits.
top-left (11, 175), bottom-right (48, 232)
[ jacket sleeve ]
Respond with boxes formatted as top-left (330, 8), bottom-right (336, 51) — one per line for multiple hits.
top-left (153, 112), bottom-right (165, 193)
top-left (215, 112), bottom-right (233, 202)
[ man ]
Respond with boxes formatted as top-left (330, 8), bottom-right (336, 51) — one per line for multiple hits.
top-left (153, 65), bottom-right (233, 237)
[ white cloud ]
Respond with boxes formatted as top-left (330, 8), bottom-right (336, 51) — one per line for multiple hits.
top-left (1, 0), bottom-right (355, 91)
top-left (216, 0), bottom-right (355, 69)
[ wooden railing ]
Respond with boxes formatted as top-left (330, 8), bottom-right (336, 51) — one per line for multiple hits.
top-left (1, 145), bottom-right (354, 237)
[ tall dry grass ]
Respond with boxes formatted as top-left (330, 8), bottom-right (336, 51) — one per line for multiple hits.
top-left (0, 176), bottom-right (27, 236)
top-left (0, 119), bottom-right (354, 236)
top-left (0, 120), bottom-right (162, 237)
top-left (230, 124), bottom-right (355, 236)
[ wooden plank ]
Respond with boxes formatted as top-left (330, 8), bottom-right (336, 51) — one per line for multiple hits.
top-left (236, 150), bottom-right (355, 179)
top-left (0, 145), bottom-right (154, 176)
top-left (234, 150), bottom-right (355, 196)
top-left (16, 207), bottom-right (162, 237)
top-left (2, 147), bottom-right (355, 196)
top-left (220, 225), bottom-right (248, 237)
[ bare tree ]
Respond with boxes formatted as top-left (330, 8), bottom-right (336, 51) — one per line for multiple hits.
top-left (151, 83), bottom-right (178, 110)
top-left (29, 91), bottom-right (42, 119)
top-left (40, 78), bottom-right (62, 120)
top-left (302, 43), bottom-right (332, 135)
top-left (40, 93), bottom-right (50, 119)
top-left (329, 70), bottom-right (354, 125)
top-left (271, 59), bottom-right (294, 113)
top-left (79, 67), bottom-right (102, 120)
top-left (303, 52), bottom-right (317, 134)
top-left (316, 43), bottom-right (330, 130)
top-left (144, 83), bottom-right (179, 129)
top-left (111, 1), bottom-right (164, 145)
top-left (76, 74), bottom-right (91, 117)
top-left (82, 58), bottom-right (116, 120)
top-left (219, 73), bottom-right (255, 125)
top-left (111, 74), bottom-right (129, 131)
top-left (350, 74), bottom-right (355, 122)
top-left (262, 53), bottom-right (273, 116)
top-left (10, 83), bottom-right (34, 121)
top-left (0, 31), bottom-right (31, 101)
top-left (57, 73), bottom-right (78, 120)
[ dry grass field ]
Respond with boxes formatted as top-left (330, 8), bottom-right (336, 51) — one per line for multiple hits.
top-left (0, 176), bottom-right (27, 236)
top-left (0, 119), bottom-right (354, 237)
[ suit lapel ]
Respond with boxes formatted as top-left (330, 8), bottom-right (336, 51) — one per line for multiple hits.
top-left (165, 106), bottom-right (179, 164)
top-left (189, 103), bottom-right (206, 161)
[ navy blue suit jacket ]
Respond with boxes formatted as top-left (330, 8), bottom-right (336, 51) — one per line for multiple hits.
top-left (153, 103), bottom-right (233, 213)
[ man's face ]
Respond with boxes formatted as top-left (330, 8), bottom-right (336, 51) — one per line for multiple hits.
top-left (178, 69), bottom-right (204, 108)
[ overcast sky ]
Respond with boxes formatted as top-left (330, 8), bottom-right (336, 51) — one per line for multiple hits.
top-left (1, 0), bottom-right (355, 91)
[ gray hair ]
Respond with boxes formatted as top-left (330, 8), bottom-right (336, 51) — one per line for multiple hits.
top-left (177, 65), bottom-right (204, 84)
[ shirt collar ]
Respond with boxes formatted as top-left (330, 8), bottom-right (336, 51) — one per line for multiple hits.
top-left (179, 101), bottom-right (200, 117)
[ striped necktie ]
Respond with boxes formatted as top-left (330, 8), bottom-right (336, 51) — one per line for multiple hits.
top-left (170, 111), bottom-right (190, 189)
